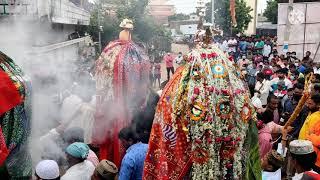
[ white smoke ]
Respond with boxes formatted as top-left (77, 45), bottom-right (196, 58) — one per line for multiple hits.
top-left (0, 14), bottom-right (95, 167)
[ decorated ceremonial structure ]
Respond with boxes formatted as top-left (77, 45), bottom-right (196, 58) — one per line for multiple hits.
top-left (94, 19), bottom-right (150, 166)
top-left (0, 52), bottom-right (31, 179)
top-left (143, 28), bottom-right (261, 179)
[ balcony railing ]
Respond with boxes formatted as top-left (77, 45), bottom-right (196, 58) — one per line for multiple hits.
top-left (51, 0), bottom-right (90, 25)
top-left (0, 0), bottom-right (90, 26)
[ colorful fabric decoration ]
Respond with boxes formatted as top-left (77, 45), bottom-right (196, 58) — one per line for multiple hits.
top-left (143, 45), bottom-right (261, 179)
top-left (0, 126), bottom-right (9, 166)
top-left (211, 62), bottom-right (227, 78)
top-left (0, 51), bottom-right (32, 178)
top-left (94, 40), bottom-right (150, 166)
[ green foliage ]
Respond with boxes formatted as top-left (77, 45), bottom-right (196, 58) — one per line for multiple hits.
top-left (264, 0), bottom-right (278, 24)
top-left (168, 13), bottom-right (190, 21)
top-left (87, 0), bottom-right (171, 50)
top-left (205, 0), bottom-right (252, 35)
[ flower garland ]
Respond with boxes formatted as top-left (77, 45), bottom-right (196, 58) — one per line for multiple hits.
top-left (171, 45), bottom-right (256, 179)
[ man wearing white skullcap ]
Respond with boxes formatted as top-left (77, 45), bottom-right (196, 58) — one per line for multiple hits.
top-left (289, 140), bottom-right (320, 179)
top-left (35, 160), bottom-right (60, 180)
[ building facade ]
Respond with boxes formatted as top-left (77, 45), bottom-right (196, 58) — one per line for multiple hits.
top-left (244, 0), bottom-right (258, 35)
top-left (0, 0), bottom-right (91, 65)
top-left (148, 0), bottom-right (175, 25)
top-left (277, 2), bottom-right (320, 62)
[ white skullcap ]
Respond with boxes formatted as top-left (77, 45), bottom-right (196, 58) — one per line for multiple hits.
top-left (35, 160), bottom-right (60, 179)
top-left (289, 140), bottom-right (314, 155)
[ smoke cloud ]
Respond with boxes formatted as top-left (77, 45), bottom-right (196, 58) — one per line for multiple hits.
top-left (0, 14), bottom-right (95, 167)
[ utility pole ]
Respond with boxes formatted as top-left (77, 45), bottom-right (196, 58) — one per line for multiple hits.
top-left (97, 0), bottom-right (102, 53)
top-left (211, 0), bottom-right (215, 27)
top-left (283, 0), bottom-right (294, 53)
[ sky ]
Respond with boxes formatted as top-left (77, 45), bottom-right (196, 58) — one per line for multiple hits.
top-left (88, 0), bottom-right (268, 15)
top-left (169, 0), bottom-right (198, 14)
top-left (170, 0), bottom-right (268, 15)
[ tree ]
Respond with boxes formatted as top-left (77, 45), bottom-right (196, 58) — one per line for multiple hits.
top-left (168, 13), bottom-right (190, 21)
top-left (205, 0), bottom-right (252, 35)
top-left (264, 0), bottom-right (278, 24)
top-left (87, 0), bottom-right (171, 51)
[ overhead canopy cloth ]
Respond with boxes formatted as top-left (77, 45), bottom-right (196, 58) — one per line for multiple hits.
top-left (143, 45), bottom-right (261, 179)
top-left (0, 51), bottom-right (32, 178)
top-left (94, 40), bottom-right (150, 166)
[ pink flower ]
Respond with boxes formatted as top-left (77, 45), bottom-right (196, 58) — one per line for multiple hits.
top-left (221, 89), bottom-right (229, 95)
top-left (207, 116), bottom-right (213, 122)
top-left (201, 53), bottom-right (207, 59)
top-left (208, 86), bottom-right (215, 93)
top-left (228, 124), bottom-right (234, 130)
top-left (211, 53), bottom-right (218, 58)
top-left (226, 163), bottom-right (233, 169)
top-left (224, 136), bottom-right (232, 142)
top-left (234, 89), bottom-right (242, 95)
top-left (194, 87), bottom-right (200, 95)
top-left (195, 139), bottom-right (202, 144)
top-left (215, 137), bottom-right (223, 143)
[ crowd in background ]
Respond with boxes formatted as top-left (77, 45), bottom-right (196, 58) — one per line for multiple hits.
top-left (217, 35), bottom-right (320, 179)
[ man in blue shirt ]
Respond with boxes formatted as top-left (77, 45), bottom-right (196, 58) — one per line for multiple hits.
top-left (238, 37), bottom-right (247, 55)
top-left (118, 127), bottom-right (148, 180)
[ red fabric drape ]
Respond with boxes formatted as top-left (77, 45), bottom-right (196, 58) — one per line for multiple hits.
top-left (0, 70), bottom-right (22, 116)
top-left (94, 40), bottom-right (150, 167)
top-left (143, 67), bottom-right (192, 180)
top-left (99, 44), bottom-right (129, 166)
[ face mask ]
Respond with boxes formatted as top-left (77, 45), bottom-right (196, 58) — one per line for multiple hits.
top-left (294, 63), bottom-right (299, 66)
top-left (290, 76), bottom-right (295, 81)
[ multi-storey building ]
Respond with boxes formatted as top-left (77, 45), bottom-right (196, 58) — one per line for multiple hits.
top-left (0, 0), bottom-right (91, 62)
top-left (148, 0), bottom-right (175, 25)
top-left (0, 0), bottom-right (92, 86)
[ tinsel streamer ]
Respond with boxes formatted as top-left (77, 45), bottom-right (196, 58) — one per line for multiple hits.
top-left (284, 73), bottom-right (313, 129)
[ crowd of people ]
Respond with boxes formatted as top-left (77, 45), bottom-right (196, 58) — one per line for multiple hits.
top-left (2, 20), bottom-right (320, 179)
top-left (149, 51), bottom-right (184, 89)
top-left (33, 92), bottom-right (157, 180)
top-left (217, 35), bottom-right (320, 179)
top-left (146, 35), bottom-right (320, 179)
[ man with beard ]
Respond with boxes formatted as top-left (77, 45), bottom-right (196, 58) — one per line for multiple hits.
top-left (290, 94), bottom-right (320, 139)
top-left (302, 51), bottom-right (313, 68)
top-left (299, 94), bottom-right (320, 172)
top-left (282, 83), bottom-right (304, 123)
top-left (266, 95), bottom-right (281, 124)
